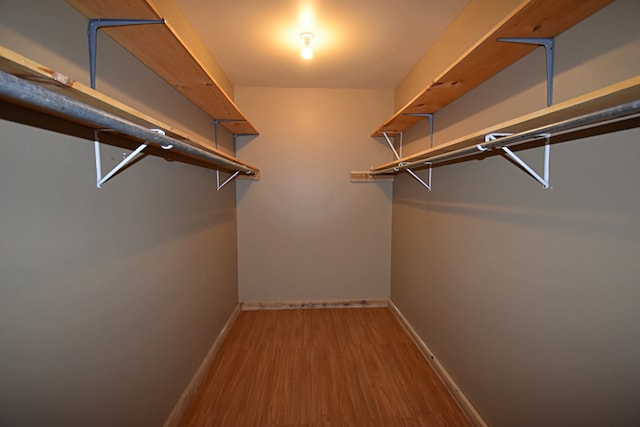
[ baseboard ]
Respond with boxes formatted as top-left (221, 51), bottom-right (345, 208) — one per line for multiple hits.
top-left (388, 300), bottom-right (487, 427)
top-left (163, 304), bottom-right (241, 427)
top-left (240, 299), bottom-right (389, 311)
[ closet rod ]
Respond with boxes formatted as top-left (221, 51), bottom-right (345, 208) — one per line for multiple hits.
top-left (370, 98), bottom-right (640, 175)
top-left (0, 70), bottom-right (258, 176)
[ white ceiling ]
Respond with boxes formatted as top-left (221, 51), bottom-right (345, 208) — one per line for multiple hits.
top-left (175, 0), bottom-right (468, 89)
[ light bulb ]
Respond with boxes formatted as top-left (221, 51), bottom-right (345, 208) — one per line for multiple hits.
top-left (301, 45), bottom-right (313, 60)
top-left (300, 32), bottom-right (314, 60)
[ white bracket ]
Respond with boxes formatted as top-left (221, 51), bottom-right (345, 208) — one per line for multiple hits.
top-left (382, 131), bottom-right (402, 159)
top-left (213, 119), bottom-right (248, 191)
top-left (382, 131), bottom-right (432, 191)
top-left (93, 128), bottom-right (168, 188)
top-left (497, 37), bottom-right (555, 106)
top-left (404, 113), bottom-right (434, 190)
top-left (406, 165), bottom-right (432, 191)
top-left (217, 170), bottom-right (240, 191)
top-left (482, 132), bottom-right (551, 188)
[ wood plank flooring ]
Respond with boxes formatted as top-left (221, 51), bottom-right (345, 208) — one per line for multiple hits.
top-left (179, 308), bottom-right (471, 426)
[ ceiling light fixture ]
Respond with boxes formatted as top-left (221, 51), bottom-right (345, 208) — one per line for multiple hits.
top-left (300, 32), bottom-right (314, 60)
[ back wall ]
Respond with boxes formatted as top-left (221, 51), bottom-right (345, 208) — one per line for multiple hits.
top-left (235, 87), bottom-right (393, 303)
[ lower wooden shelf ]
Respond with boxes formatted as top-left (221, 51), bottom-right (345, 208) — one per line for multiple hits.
top-left (0, 45), bottom-right (260, 177)
top-left (362, 76), bottom-right (640, 176)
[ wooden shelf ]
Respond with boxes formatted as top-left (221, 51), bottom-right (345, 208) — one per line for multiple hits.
top-left (0, 45), bottom-right (259, 176)
top-left (65, 0), bottom-right (258, 136)
top-left (372, 0), bottom-right (614, 137)
top-left (369, 76), bottom-right (640, 173)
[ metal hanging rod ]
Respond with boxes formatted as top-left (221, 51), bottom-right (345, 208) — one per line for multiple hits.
top-left (370, 98), bottom-right (640, 175)
top-left (0, 70), bottom-right (258, 175)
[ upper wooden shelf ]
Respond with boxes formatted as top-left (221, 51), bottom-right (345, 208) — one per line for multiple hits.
top-left (372, 0), bottom-right (614, 137)
top-left (370, 76), bottom-right (640, 173)
top-left (0, 45), bottom-right (260, 176)
top-left (65, 0), bottom-right (258, 136)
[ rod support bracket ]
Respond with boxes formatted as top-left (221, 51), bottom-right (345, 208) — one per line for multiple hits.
top-left (93, 128), bottom-right (164, 188)
top-left (485, 132), bottom-right (551, 189)
top-left (395, 113), bottom-right (435, 190)
top-left (213, 119), bottom-right (252, 190)
top-left (406, 165), bottom-right (432, 191)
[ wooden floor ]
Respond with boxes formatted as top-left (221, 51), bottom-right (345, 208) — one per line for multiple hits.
top-left (179, 308), bottom-right (471, 426)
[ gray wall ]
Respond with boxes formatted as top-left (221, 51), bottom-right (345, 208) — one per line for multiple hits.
top-left (1, 1), bottom-right (238, 425)
top-left (234, 87), bottom-right (393, 303)
top-left (390, 1), bottom-right (640, 426)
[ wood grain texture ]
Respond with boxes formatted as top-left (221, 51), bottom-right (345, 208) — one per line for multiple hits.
top-left (372, 0), bottom-right (614, 136)
top-left (0, 45), bottom-right (260, 174)
top-left (179, 308), bottom-right (471, 426)
top-left (65, 0), bottom-right (258, 135)
top-left (164, 306), bottom-right (242, 427)
top-left (371, 76), bottom-right (640, 172)
top-left (389, 302), bottom-right (487, 427)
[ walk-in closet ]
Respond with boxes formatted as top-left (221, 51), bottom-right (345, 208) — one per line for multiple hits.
top-left (1, 1), bottom-right (639, 425)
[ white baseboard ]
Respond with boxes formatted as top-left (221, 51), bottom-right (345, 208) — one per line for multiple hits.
top-left (240, 299), bottom-right (389, 311)
top-left (388, 300), bottom-right (487, 427)
top-left (163, 304), bottom-right (241, 427)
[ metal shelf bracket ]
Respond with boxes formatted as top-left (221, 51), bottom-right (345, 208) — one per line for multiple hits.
top-left (88, 18), bottom-right (165, 89)
top-left (483, 132), bottom-right (551, 189)
top-left (497, 37), bottom-right (555, 106)
top-left (404, 113), bottom-right (434, 147)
